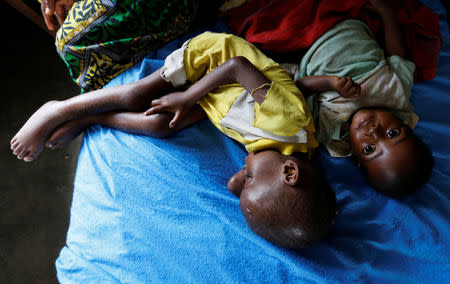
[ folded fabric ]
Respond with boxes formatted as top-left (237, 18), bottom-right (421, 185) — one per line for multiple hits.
top-left (223, 0), bottom-right (442, 82)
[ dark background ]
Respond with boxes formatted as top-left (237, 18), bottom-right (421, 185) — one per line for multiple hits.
top-left (1, 1), bottom-right (80, 283)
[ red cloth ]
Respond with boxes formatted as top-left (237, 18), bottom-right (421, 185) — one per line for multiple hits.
top-left (223, 0), bottom-right (442, 82)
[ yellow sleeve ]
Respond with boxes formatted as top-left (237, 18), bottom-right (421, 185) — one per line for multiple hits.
top-left (253, 81), bottom-right (311, 136)
top-left (184, 32), bottom-right (279, 83)
top-left (185, 32), bottom-right (318, 155)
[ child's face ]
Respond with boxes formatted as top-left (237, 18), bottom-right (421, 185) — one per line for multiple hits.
top-left (227, 150), bottom-right (316, 223)
top-left (227, 150), bottom-right (287, 198)
top-left (348, 108), bottom-right (417, 181)
top-left (227, 150), bottom-right (335, 247)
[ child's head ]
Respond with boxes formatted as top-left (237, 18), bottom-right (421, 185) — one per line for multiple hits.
top-left (348, 108), bottom-right (433, 197)
top-left (227, 150), bottom-right (336, 248)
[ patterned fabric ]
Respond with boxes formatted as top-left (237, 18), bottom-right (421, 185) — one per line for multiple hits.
top-left (56, 0), bottom-right (199, 92)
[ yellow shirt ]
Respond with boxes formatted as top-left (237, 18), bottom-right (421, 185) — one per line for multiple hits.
top-left (184, 32), bottom-right (318, 155)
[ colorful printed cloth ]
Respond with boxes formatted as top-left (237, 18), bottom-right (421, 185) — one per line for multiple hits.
top-left (56, 0), bottom-right (199, 92)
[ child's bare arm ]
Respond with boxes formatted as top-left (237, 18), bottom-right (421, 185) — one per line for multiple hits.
top-left (146, 56), bottom-right (271, 127)
top-left (296, 75), bottom-right (360, 99)
top-left (368, 0), bottom-right (407, 58)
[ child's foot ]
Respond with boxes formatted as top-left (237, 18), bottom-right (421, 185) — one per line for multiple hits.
top-left (45, 119), bottom-right (89, 149)
top-left (10, 100), bottom-right (67, 162)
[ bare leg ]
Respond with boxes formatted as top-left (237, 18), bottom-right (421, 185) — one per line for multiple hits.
top-left (10, 71), bottom-right (173, 162)
top-left (45, 105), bottom-right (207, 149)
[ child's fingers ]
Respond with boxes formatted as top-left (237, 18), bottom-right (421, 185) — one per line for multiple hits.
top-left (144, 106), bottom-right (163, 116)
top-left (144, 108), bottom-right (156, 116)
top-left (337, 77), bottom-right (347, 88)
top-left (341, 80), bottom-right (352, 94)
top-left (344, 77), bottom-right (354, 89)
top-left (348, 87), bottom-right (358, 98)
top-left (169, 112), bottom-right (181, 128)
top-left (348, 84), bottom-right (361, 98)
top-left (344, 77), bottom-right (358, 92)
top-left (338, 77), bottom-right (349, 90)
top-left (151, 98), bottom-right (162, 107)
top-left (350, 83), bottom-right (361, 96)
top-left (146, 99), bottom-right (166, 115)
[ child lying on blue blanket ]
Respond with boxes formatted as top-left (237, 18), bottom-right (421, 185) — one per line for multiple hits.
top-left (10, 32), bottom-right (336, 248)
top-left (293, 0), bottom-right (433, 197)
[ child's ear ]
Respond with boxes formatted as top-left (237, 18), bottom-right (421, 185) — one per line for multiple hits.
top-left (283, 160), bottom-right (300, 186)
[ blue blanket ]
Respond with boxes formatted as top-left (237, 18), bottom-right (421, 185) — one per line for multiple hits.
top-left (56, 2), bottom-right (450, 283)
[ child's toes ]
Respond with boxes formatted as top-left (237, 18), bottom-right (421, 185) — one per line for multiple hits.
top-left (23, 153), bottom-right (36, 162)
top-left (10, 140), bottom-right (20, 150)
top-left (13, 145), bottom-right (24, 156)
top-left (51, 142), bottom-right (62, 149)
top-left (45, 140), bottom-right (56, 148)
top-left (17, 149), bottom-right (29, 160)
top-left (10, 137), bottom-right (17, 145)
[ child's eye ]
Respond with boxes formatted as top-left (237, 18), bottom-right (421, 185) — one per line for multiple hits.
top-left (362, 145), bottom-right (376, 155)
top-left (387, 128), bottom-right (401, 138)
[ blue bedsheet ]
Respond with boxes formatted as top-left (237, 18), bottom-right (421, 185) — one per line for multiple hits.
top-left (56, 2), bottom-right (449, 283)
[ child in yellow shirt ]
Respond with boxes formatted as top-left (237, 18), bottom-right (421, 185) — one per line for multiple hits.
top-left (11, 32), bottom-right (336, 248)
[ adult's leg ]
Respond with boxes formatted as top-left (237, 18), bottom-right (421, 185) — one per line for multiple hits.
top-left (10, 71), bottom-right (173, 162)
top-left (46, 105), bottom-right (207, 149)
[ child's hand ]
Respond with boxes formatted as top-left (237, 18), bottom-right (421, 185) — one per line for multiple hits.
top-left (144, 91), bottom-right (193, 128)
top-left (331, 76), bottom-right (361, 99)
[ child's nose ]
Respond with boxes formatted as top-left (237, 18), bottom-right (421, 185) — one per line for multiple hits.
top-left (365, 125), bottom-right (383, 137)
top-left (227, 167), bottom-right (246, 197)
